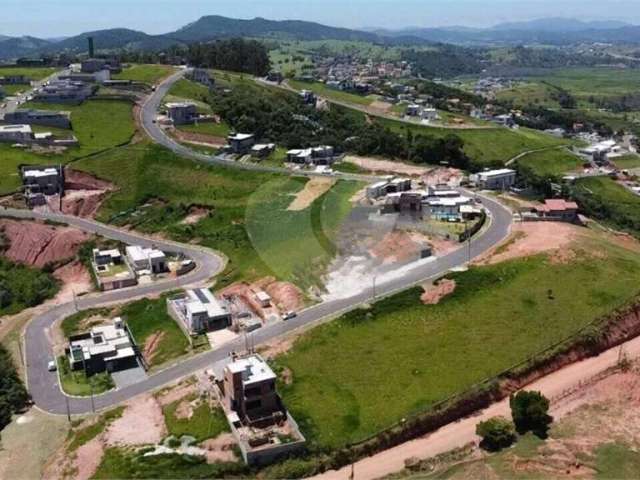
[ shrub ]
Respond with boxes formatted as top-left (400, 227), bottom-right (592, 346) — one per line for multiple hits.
top-left (510, 390), bottom-right (553, 438)
top-left (476, 416), bottom-right (517, 451)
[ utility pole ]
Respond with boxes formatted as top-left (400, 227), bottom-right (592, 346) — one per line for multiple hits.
top-left (90, 381), bottom-right (95, 413)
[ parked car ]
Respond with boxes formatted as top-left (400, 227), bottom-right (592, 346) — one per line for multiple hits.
top-left (47, 360), bottom-right (57, 372)
top-left (282, 311), bottom-right (297, 321)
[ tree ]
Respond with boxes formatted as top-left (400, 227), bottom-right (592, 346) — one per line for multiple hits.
top-left (510, 390), bottom-right (553, 437)
top-left (476, 416), bottom-right (517, 451)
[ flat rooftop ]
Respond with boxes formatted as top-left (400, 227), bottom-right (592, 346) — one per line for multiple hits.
top-left (226, 354), bottom-right (276, 386)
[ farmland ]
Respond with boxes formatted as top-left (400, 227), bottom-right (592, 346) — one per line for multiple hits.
top-left (276, 234), bottom-right (640, 449)
top-left (0, 98), bottom-right (135, 195)
top-left (73, 143), bottom-right (362, 287)
top-left (112, 64), bottom-right (176, 84)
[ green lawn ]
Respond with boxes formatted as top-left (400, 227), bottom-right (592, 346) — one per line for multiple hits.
top-left (276, 237), bottom-right (640, 449)
top-left (595, 443), bottom-right (640, 479)
top-left (177, 122), bottom-right (230, 137)
top-left (57, 356), bottom-right (114, 397)
top-left (496, 81), bottom-right (560, 108)
top-left (168, 78), bottom-right (210, 102)
top-left (162, 394), bottom-right (229, 442)
top-left (0, 66), bottom-right (58, 80)
top-left (289, 79), bottom-right (376, 106)
top-left (0, 99), bottom-right (135, 195)
top-left (517, 148), bottom-right (583, 178)
top-left (73, 144), bottom-right (361, 288)
top-left (112, 64), bottom-right (176, 84)
top-left (118, 297), bottom-right (191, 369)
top-left (376, 116), bottom-right (572, 167)
top-left (613, 154), bottom-right (640, 170)
top-left (573, 176), bottom-right (640, 236)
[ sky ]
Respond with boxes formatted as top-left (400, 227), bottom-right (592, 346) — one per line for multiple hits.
top-left (2, 0), bottom-right (639, 37)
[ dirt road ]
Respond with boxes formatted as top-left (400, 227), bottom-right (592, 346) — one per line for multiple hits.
top-left (314, 334), bottom-right (640, 480)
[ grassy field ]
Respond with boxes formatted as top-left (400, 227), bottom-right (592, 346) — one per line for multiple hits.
top-left (73, 143), bottom-right (361, 287)
top-left (573, 176), bottom-right (640, 236)
top-left (177, 121), bottom-right (230, 137)
top-left (168, 78), bottom-right (210, 102)
top-left (0, 98), bottom-right (135, 195)
top-left (275, 235), bottom-right (640, 449)
top-left (162, 394), bottom-right (229, 442)
top-left (0, 66), bottom-right (57, 80)
top-left (516, 147), bottom-right (583, 178)
top-left (118, 297), bottom-right (191, 369)
top-left (496, 81), bottom-right (561, 108)
top-left (288, 79), bottom-right (376, 106)
top-left (613, 153), bottom-right (640, 170)
top-left (376, 116), bottom-right (572, 167)
top-left (113, 64), bottom-right (176, 84)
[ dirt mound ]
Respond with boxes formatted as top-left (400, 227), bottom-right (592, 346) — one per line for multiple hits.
top-left (201, 433), bottom-right (237, 463)
top-left (370, 231), bottom-right (431, 264)
top-left (143, 331), bottom-right (166, 365)
top-left (345, 155), bottom-right (430, 177)
top-left (287, 177), bottom-right (336, 211)
top-left (64, 169), bottom-right (114, 191)
top-left (421, 279), bottom-right (456, 305)
top-left (222, 277), bottom-right (304, 318)
top-left (172, 128), bottom-right (226, 146)
top-left (52, 261), bottom-right (93, 302)
top-left (0, 219), bottom-right (89, 268)
top-left (421, 167), bottom-right (463, 186)
top-left (263, 281), bottom-right (304, 312)
top-left (62, 190), bottom-right (108, 218)
top-left (181, 206), bottom-right (211, 225)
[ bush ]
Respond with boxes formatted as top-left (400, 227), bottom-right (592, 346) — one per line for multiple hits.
top-left (476, 416), bottom-right (517, 451)
top-left (510, 390), bottom-right (553, 438)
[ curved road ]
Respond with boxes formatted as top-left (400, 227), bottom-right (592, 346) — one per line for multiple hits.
top-left (10, 70), bottom-right (514, 415)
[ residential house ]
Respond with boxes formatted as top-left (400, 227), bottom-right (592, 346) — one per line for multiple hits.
top-left (187, 68), bottom-right (215, 88)
top-left (125, 245), bottom-right (167, 274)
top-left (167, 288), bottom-right (232, 335)
top-left (91, 248), bottom-right (138, 291)
top-left (0, 74), bottom-right (29, 85)
top-left (33, 80), bottom-right (95, 104)
top-left (533, 199), bottom-right (579, 222)
top-left (3, 109), bottom-right (71, 129)
top-left (67, 318), bottom-right (138, 374)
top-left (250, 143), bottom-right (275, 159)
top-left (228, 133), bottom-right (255, 154)
top-left (166, 102), bottom-right (198, 125)
top-left (470, 169), bottom-right (516, 190)
top-left (0, 124), bottom-right (35, 143)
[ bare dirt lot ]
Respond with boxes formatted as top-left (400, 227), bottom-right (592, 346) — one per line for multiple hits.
top-left (421, 279), bottom-right (456, 305)
top-left (370, 230), bottom-right (432, 264)
top-left (172, 128), bottom-right (226, 147)
top-left (476, 222), bottom-right (580, 266)
top-left (0, 219), bottom-right (89, 268)
top-left (344, 155), bottom-right (431, 177)
top-left (62, 169), bottom-right (115, 218)
top-left (287, 177), bottom-right (336, 211)
top-left (105, 394), bottom-right (167, 446)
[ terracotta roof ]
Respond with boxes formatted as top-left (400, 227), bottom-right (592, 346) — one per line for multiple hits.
top-left (536, 199), bottom-right (579, 213)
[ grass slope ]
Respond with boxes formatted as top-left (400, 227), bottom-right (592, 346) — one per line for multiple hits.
top-left (112, 64), bottom-right (176, 84)
top-left (276, 237), bottom-right (640, 449)
top-left (517, 148), bottom-right (583, 178)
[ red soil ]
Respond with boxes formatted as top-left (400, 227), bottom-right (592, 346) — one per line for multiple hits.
top-left (0, 219), bottom-right (89, 268)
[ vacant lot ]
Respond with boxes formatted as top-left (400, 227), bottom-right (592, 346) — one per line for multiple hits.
top-left (573, 176), bottom-right (640, 236)
top-left (73, 144), bottom-right (361, 288)
top-left (168, 78), bottom-right (210, 102)
top-left (517, 147), bottom-right (583, 178)
top-left (289, 79), bottom-right (376, 106)
top-left (276, 233), bottom-right (640, 449)
top-left (119, 297), bottom-right (192, 369)
top-left (0, 99), bottom-right (134, 195)
top-left (0, 66), bottom-right (57, 80)
top-left (112, 64), bottom-right (176, 84)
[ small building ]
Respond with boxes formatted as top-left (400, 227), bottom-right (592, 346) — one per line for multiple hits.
top-left (166, 102), bottom-right (198, 125)
top-left (0, 124), bottom-right (34, 143)
top-left (125, 245), bottom-right (167, 274)
top-left (67, 319), bottom-right (138, 375)
top-left (59, 70), bottom-right (111, 84)
top-left (250, 143), bottom-right (275, 159)
top-left (286, 148), bottom-right (313, 164)
top-left (299, 89), bottom-right (316, 105)
top-left (167, 288), bottom-right (232, 335)
top-left (255, 291), bottom-right (271, 308)
top-left (21, 165), bottom-right (64, 197)
top-left (421, 107), bottom-right (439, 122)
top-left (81, 58), bottom-right (107, 73)
top-left (91, 248), bottom-right (138, 291)
top-left (425, 195), bottom-right (473, 221)
top-left (0, 74), bottom-right (30, 85)
top-left (406, 104), bottom-right (421, 116)
top-left (93, 248), bottom-right (122, 266)
top-left (367, 180), bottom-right (391, 200)
top-left (228, 133), bottom-right (255, 154)
top-left (533, 199), bottom-right (579, 222)
top-left (3, 109), bottom-right (71, 129)
top-left (471, 169), bottom-right (516, 190)
top-left (33, 80), bottom-right (95, 104)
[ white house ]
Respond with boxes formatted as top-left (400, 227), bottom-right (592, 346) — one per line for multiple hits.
top-left (167, 288), bottom-right (232, 334)
top-left (470, 169), bottom-right (516, 190)
top-left (125, 246), bottom-right (167, 274)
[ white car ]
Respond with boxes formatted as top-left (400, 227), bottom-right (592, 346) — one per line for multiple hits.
top-left (282, 311), bottom-right (297, 321)
top-left (47, 360), bottom-right (57, 372)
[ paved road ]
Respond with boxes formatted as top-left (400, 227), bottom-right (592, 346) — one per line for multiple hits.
top-left (7, 69), bottom-right (514, 415)
top-left (140, 69), bottom-right (375, 183)
top-left (4, 189), bottom-right (512, 415)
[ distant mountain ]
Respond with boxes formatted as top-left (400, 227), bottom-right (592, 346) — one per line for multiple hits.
top-left (166, 15), bottom-right (382, 43)
top-left (0, 36), bottom-right (51, 60)
top-left (39, 28), bottom-right (177, 54)
top-left (492, 18), bottom-right (631, 32)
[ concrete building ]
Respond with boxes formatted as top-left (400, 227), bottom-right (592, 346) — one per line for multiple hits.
top-left (125, 246), bottom-right (167, 274)
top-left (21, 165), bottom-right (64, 196)
top-left (166, 102), bottom-right (198, 125)
top-left (255, 291), bottom-right (271, 308)
top-left (286, 148), bottom-right (313, 164)
top-left (421, 107), bottom-right (439, 122)
top-left (471, 169), bottom-right (516, 190)
top-left (228, 133), bottom-right (256, 154)
top-left (3, 109), bottom-right (71, 129)
top-left (91, 247), bottom-right (138, 291)
top-left (223, 354), bottom-right (280, 423)
top-left (0, 74), bottom-right (29, 85)
top-left (33, 80), bottom-right (95, 104)
top-left (250, 143), bottom-right (275, 159)
top-left (167, 288), bottom-right (232, 335)
top-left (93, 248), bottom-right (122, 267)
top-left (366, 177), bottom-right (412, 199)
top-left (67, 319), bottom-right (138, 374)
top-left (299, 89), bottom-right (317, 105)
top-left (0, 124), bottom-right (34, 143)
top-left (425, 195), bottom-right (473, 221)
top-left (60, 70), bottom-right (111, 84)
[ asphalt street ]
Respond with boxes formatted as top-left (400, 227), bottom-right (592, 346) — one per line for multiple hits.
top-left (4, 69), bottom-right (514, 415)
